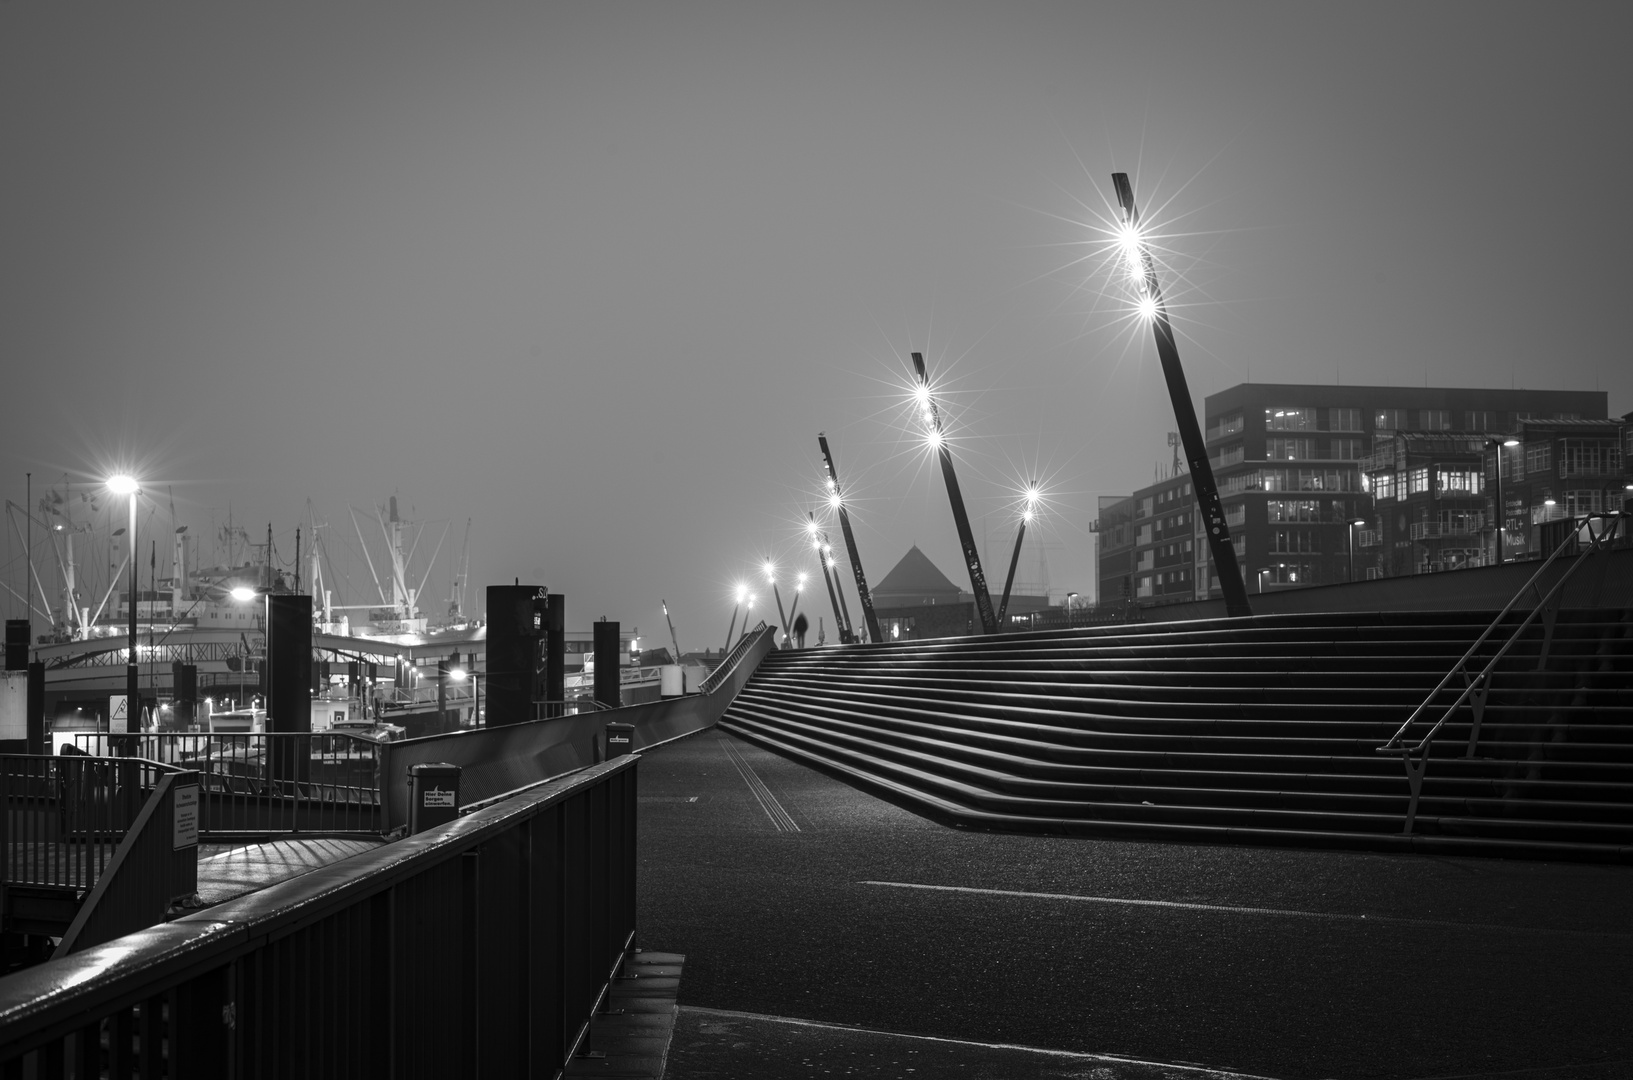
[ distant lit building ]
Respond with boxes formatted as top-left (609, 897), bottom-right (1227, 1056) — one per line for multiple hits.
top-left (870, 545), bottom-right (1053, 638)
top-left (1097, 383), bottom-right (1616, 607)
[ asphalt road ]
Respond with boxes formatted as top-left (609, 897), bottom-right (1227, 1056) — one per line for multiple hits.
top-left (635, 730), bottom-right (1633, 1080)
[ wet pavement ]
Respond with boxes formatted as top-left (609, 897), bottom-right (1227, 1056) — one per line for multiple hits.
top-left (637, 731), bottom-right (1633, 1080)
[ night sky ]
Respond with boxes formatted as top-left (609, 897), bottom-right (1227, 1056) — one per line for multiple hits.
top-left (3, 2), bottom-right (1629, 642)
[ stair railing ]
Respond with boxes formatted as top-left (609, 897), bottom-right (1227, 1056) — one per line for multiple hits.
top-left (1377, 511), bottom-right (1627, 834)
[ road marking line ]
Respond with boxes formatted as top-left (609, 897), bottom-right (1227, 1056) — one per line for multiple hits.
top-left (719, 736), bottom-right (800, 832)
top-left (859, 881), bottom-right (1633, 937)
top-left (681, 1007), bottom-right (1276, 1078)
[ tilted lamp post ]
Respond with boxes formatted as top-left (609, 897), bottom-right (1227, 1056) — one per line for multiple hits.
top-left (817, 433), bottom-right (881, 643)
top-left (997, 484), bottom-right (1041, 626)
top-left (1111, 173), bottom-right (1252, 617)
top-left (911, 352), bottom-right (998, 636)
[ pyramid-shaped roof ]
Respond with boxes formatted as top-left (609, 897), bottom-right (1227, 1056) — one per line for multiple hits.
top-left (873, 545), bottom-right (962, 602)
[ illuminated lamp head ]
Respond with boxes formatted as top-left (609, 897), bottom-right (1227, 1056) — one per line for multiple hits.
top-left (1136, 294), bottom-right (1158, 320)
top-left (828, 491), bottom-right (843, 509)
top-left (926, 430), bottom-right (944, 451)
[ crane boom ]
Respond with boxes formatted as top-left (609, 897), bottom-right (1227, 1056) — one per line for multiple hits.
top-left (662, 600), bottom-right (681, 664)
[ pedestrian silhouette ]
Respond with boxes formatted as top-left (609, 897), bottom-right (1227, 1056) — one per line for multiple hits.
top-left (792, 613), bottom-right (809, 649)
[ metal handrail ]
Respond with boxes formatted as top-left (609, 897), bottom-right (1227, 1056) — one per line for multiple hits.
top-left (71, 732), bottom-right (389, 836)
top-left (1379, 511), bottom-right (1626, 758)
top-left (698, 622), bottom-right (769, 696)
top-left (0, 754), bottom-right (186, 891)
top-left (1377, 511), bottom-right (1627, 834)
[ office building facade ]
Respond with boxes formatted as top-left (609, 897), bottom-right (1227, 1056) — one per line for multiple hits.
top-left (1098, 383), bottom-right (1616, 606)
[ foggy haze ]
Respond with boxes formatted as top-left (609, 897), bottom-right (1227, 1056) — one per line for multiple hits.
top-left (3, 2), bottom-right (1629, 639)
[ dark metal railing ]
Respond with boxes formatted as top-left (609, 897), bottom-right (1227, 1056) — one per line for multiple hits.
top-left (0, 755), bottom-right (639, 1078)
top-left (0, 754), bottom-right (182, 892)
top-left (698, 622), bottom-right (769, 695)
top-left (74, 732), bottom-right (388, 837)
top-left (1378, 511), bottom-right (1628, 833)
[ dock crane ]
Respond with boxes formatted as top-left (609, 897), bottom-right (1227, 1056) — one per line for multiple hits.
top-left (662, 600), bottom-right (681, 664)
top-left (448, 518), bottom-right (471, 619)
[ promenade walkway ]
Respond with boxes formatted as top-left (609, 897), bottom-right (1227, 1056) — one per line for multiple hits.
top-left (637, 730), bottom-right (1633, 1079)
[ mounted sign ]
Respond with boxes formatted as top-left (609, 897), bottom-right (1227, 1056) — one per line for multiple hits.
top-left (172, 783), bottom-right (199, 849)
top-left (109, 694), bottom-right (130, 734)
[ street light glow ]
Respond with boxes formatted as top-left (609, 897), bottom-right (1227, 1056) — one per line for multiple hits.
top-left (230, 586), bottom-right (257, 602)
top-left (925, 429), bottom-right (944, 451)
top-left (763, 560), bottom-right (776, 582)
top-left (107, 474), bottom-right (139, 495)
top-left (828, 491), bottom-right (842, 509)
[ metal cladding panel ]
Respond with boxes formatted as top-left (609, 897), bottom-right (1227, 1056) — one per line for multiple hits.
top-left (544, 594), bottom-right (566, 718)
top-left (4, 620), bottom-right (27, 671)
top-left (593, 620), bottom-right (621, 710)
top-left (485, 584), bottom-right (547, 726)
top-left (265, 595), bottom-right (311, 734)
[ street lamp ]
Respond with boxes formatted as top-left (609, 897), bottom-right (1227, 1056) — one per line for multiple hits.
top-left (818, 433), bottom-right (881, 643)
top-left (725, 584), bottom-right (747, 651)
top-left (1347, 518), bottom-right (1367, 582)
top-left (1486, 437), bottom-right (1520, 564)
top-left (763, 561), bottom-right (792, 644)
top-left (910, 352), bottom-right (998, 636)
top-left (1111, 173), bottom-right (1252, 618)
top-left (107, 473), bottom-right (140, 734)
top-left (809, 512), bottom-right (850, 644)
top-left (1065, 591), bottom-right (1078, 627)
top-left (997, 483), bottom-right (1042, 627)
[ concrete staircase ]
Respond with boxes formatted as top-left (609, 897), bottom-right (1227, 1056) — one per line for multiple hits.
top-left (718, 611), bottom-right (1633, 861)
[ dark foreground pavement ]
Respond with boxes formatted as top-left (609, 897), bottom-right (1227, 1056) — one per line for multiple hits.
top-left (636, 730), bottom-right (1633, 1080)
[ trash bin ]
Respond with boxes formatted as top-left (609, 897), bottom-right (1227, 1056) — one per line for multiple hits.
top-left (408, 762), bottom-right (461, 834)
top-left (604, 723), bottom-right (636, 759)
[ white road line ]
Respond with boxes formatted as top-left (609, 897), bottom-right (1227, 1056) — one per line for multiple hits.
top-left (719, 736), bottom-right (800, 832)
top-left (860, 881), bottom-right (1633, 937)
top-left (681, 1007), bottom-right (1277, 1078)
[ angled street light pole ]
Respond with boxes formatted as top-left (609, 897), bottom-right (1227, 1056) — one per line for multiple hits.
top-left (809, 513), bottom-right (849, 643)
top-left (997, 485), bottom-right (1040, 625)
top-left (1112, 172), bottom-right (1252, 618)
top-left (912, 353), bottom-right (999, 636)
top-left (725, 586), bottom-right (745, 652)
top-left (818, 433), bottom-right (882, 644)
top-left (764, 562), bottom-right (792, 644)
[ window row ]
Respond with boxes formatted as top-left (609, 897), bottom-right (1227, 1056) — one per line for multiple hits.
top-left (1263, 407), bottom-right (1364, 432)
top-left (1366, 467), bottom-right (1484, 500)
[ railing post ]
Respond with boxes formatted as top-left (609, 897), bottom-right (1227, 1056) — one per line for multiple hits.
top-left (1463, 672), bottom-right (1489, 759)
top-left (1402, 746), bottom-right (1428, 835)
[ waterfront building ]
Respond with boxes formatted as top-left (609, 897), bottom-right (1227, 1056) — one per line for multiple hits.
top-left (1098, 383), bottom-right (1616, 607)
